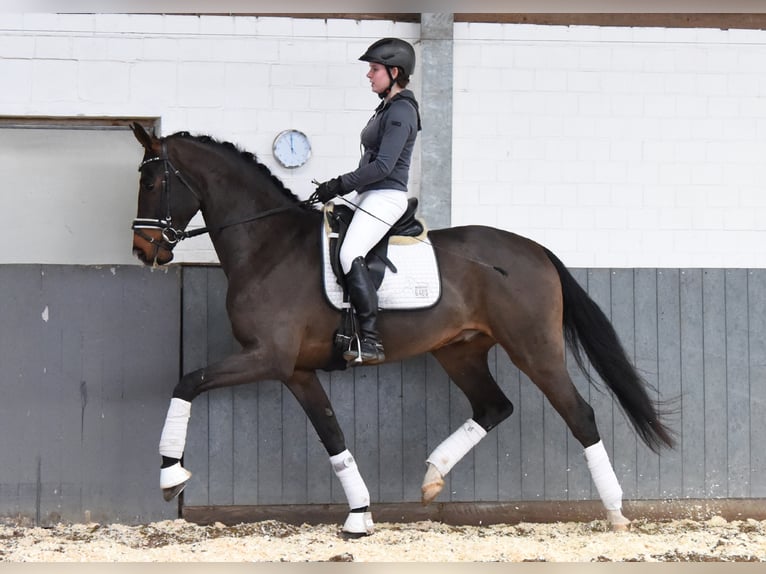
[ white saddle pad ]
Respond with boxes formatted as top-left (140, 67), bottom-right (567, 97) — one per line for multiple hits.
top-left (321, 218), bottom-right (441, 311)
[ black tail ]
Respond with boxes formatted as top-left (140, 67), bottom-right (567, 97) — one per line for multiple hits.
top-left (543, 248), bottom-right (675, 452)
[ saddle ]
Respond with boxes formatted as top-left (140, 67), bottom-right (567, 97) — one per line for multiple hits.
top-left (325, 197), bottom-right (424, 292)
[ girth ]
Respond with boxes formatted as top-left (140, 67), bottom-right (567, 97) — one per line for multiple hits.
top-left (326, 197), bottom-right (423, 292)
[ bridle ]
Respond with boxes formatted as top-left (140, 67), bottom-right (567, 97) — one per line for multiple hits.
top-left (132, 142), bottom-right (207, 251)
top-left (133, 143), bottom-right (316, 259)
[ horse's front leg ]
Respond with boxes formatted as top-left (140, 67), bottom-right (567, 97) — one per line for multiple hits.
top-left (158, 349), bottom-right (288, 502)
top-left (284, 370), bottom-right (374, 537)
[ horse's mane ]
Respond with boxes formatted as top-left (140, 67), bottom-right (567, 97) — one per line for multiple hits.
top-left (167, 131), bottom-right (311, 209)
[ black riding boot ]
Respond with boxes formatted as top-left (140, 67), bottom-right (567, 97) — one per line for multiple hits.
top-left (343, 256), bottom-right (385, 364)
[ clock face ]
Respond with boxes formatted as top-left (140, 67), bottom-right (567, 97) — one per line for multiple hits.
top-left (272, 129), bottom-right (311, 168)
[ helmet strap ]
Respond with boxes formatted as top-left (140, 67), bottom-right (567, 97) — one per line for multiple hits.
top-left (379, 66), bottom-right (397, 99)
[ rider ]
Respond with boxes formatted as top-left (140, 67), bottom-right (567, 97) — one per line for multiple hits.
top-left (314, 37), bottom-right (421, 365)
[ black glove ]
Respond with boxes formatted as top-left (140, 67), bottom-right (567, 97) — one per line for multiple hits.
top-left (314, 177), bottom-right (344, 203)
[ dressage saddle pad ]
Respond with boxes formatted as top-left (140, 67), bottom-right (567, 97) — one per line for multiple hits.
top-left (321, 203), bottom-right (441, 311)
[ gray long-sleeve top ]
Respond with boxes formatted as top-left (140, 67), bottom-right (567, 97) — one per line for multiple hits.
top-left (339, 89), bottom-right (421, 194)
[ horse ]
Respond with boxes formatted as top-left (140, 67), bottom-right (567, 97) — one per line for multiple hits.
top-left (128, 122), bottom-right (674, 535)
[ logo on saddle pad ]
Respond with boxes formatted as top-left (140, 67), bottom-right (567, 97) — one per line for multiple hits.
top-left (321, 201), bottom-right (441, 311)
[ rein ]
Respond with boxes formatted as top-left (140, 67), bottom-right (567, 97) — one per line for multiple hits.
top-left (133, 144), bottom-right (312, 247)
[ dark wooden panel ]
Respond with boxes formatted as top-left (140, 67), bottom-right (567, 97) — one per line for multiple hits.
top-left (0, 265), bottom-right (180, 525)
top-left (177, 264), bottom-right (766, 511)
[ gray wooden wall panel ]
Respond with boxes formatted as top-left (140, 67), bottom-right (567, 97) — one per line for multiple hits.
top-left (180, 265), bottom-right (766, 509)
top-left (0, 265), bottom-right (180, 526)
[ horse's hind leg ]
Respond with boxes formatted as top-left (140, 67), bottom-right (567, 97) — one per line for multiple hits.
top-left (514, 347), bottom-right (631, 530)
top-left (423, 337), bottom-right (514, 504)
top-left (284, 370), bottom-right (374, 537)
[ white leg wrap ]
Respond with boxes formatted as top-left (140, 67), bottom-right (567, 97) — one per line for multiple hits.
top-left (426, 419), bottom-right (487, 476)
top-left (158, 398), bottom-right (191, 459)
top-left (342, 511), bottom-right (375, 535)
top-left (330, 450), bottom-right (370, 509)
top-left (584, 440), bottom-right (623, 511)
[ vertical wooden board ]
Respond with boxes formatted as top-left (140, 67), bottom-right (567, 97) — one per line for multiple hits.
top-left (232, 383), bottom-right (261, 505)
top-left (1, 266), bottom-right (49, 522)
top-left (609, 268), bottom-right (638, 500)
top-left (724, 269), bottom-right (750, 497)
top-left (496, 348), bottom-right (522, 500)
top-left (657, 269), bottom-right (688, 498)
top-left (543, 394), bottom-right (569, 501)
top-left (448, 362), bottom-right (475, 502)
top-left (401, 355), bottom-right (428, 502)
top-left (474, 347), bottom-right (499, 502)
top-left (206, 269), bottom-right (235, 506)
top-left (377, 361), bottom-right (404, 503)
top-left (281, 384), bottom-right (309, 504)
top-left (519, 370), bottom-right (545, 502)
top-left (634, 268), bottom-right (661, 499)
top-left (702, 269), bottom-right (728, 497)
top-left (255, 380), bottom-right (283, 505)
top-left (656, 269), bottom-right (683, 497)
top-left (181, 266), bottom-right (211, 506)
top-left (306, 372), bottom-right (334, 503)
top-left (565, 268), bottom-right (592, 501)
top-left (424, 352), bottom-right (451, 499)
top-left (329, 368), bottom-right (356, 504)
top-left (584, 270), bottom-right (616, 460)
top-left (679, 269), bottom-right (705, 497)
top-left (352, 365), bottom-right (380, 501)
top-left (748, 270), bottom-right (766, 496)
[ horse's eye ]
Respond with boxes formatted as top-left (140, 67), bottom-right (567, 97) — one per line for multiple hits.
top-left (142, 178), bottom-right (155, 191)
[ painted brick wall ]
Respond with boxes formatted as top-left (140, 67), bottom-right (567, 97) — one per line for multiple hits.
top-left (0, 13), bottom-right (421, 263)
top-left (3, 14), bottom-right (765, 267)
top-left (452, 23), bottom-right (766, 267)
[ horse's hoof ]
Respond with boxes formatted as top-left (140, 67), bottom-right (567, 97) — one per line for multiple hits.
top-left (162, 483), bottom-right (187, 502)
top-left (421, 463), bottom-right (444, 505)
top-left (341, 511), bottom-right (374, 536)
top-left (159, 462), bottom-right (192, 501)
top-left (607, 509), bottom-right (631, 531)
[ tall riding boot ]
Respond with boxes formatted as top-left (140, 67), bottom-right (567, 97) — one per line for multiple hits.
top-left (343, 256), bottom-right (385, 364)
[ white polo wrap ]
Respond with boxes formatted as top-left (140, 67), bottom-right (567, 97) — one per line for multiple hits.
top-left (158, 398), bottom-right (191, 459)
top-left (330, 449), bottom-right (370, 510)
top-left (426, 418), bottom-right (487, 476)
top-left (584, 440), bottom-right (623, 511)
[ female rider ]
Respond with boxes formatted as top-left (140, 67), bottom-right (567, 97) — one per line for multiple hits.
top-left (314, 37), bottom-right (421, 365)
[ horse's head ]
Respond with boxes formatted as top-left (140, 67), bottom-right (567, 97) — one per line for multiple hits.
top-left (130, 123), bottom-right (202, 266)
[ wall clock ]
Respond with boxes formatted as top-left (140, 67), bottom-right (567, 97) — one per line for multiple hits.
top-left (272, 129), bottom-right (311, 168)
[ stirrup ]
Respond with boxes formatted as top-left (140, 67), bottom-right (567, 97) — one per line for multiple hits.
top-left (343, 336), bottom-right (385, 364)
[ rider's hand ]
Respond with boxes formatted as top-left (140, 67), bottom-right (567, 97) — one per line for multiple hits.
top-left (314, 177), bottom-right (344, 203)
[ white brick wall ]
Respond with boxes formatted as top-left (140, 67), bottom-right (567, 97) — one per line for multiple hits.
top-left (453, 22), bottom-right (766, 268)
top-left (2, 14), bottom-right (765, 267)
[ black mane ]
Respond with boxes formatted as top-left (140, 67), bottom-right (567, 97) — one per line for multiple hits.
top-left (167, 131), bottom-right (311, 208)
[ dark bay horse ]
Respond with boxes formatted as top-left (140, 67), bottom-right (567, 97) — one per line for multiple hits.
top-left (129, 123), bottom-right (674, 534)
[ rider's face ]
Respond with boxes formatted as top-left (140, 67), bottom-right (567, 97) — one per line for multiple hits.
top-left (366, 63), bottom-right (397, 95)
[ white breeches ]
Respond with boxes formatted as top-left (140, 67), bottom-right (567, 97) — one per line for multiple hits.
top-left (338, 189), bottom-right (408, 274)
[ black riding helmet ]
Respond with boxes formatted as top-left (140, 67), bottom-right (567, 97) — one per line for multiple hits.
top-left (359, 38), bottom-right (415, 98)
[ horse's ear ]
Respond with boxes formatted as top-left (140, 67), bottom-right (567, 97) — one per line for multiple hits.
top-left (130, 122), bottom-right (160, 154)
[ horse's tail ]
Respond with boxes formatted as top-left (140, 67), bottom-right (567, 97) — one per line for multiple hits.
top-left (543, 247), bottom-right (676, 452)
